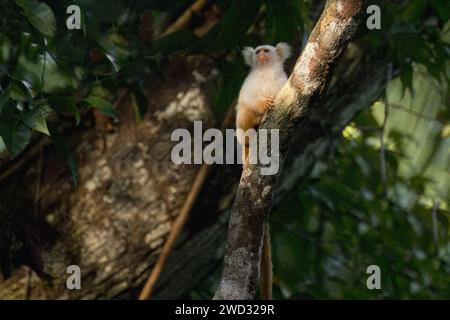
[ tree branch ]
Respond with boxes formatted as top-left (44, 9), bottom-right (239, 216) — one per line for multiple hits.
top-left (214, 0), bottom-right (363, 300)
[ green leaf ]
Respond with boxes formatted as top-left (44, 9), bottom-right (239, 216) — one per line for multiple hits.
top-left (97, 35), bottom-right (130, 72)
top-left (68, 103), bottom-right (81, 126)
top-left (15, 0), bottom-right (57, 37)
top-left (20, 105), bottom-right (50, 135)
top-left (84, 96), bottom-right (117, 119)
top-left (33, 113), bottom-right (49, 135)
top-left (9, 82), bottom-right (29, 102)
top-left (0, 107), bottom-right (31, 158)
top-left (49, 95), bottom-right (80, 126)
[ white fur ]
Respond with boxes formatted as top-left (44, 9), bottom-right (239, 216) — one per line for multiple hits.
top-left (237, 62), bottom-right (287, 109)
top-left (236, 43), bottom-right (291, 146)
top-left (242, 47), bottom-right (255, 66)
top-left (276, 42), bottom-right (292, 61)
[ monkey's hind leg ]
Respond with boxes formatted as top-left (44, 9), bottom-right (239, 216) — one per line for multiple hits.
top-left (242, 143), bottom-right (250, 168)
top-left (236, 107), bottom-right (257, 168)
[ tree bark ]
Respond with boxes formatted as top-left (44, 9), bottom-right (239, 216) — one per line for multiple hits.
top-left (0, 56), bottom-right (219, 299)
top-left (214, 0), bottom-right (363, 300)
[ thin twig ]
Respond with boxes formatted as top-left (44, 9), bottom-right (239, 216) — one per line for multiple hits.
top-left (161, 0), bottom-right (208, 37)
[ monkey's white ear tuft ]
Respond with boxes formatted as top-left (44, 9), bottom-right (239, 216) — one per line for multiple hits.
top-left (242, 46), bottom-right (255, 67)
top-left (276, 42), bottom-right (292, 61)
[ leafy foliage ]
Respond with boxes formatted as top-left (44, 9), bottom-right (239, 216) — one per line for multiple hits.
top-left (270, 100), bottom-right (450, 298)
top-left (15, 0), bottom-right (57, 37)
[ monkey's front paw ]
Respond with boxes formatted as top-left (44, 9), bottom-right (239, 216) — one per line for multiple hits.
top-left (265, 96), bottom-right (276, 110)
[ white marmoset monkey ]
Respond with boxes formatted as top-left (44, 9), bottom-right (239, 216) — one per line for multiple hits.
top-left (236, 42), bottom-right (291, 165)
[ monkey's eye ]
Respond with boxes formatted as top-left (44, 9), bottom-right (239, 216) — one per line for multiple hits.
top-left (256, 49), bottom-right (261, 54)
top-left (263, 49), bottom-right (269, 53)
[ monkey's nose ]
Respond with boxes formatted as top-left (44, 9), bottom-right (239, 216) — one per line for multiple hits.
top-left (257, 54), bottom-right (268, 62)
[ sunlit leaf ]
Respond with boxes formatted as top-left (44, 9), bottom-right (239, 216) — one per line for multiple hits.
top-left (33, 112), bottom-right (49, 135)
top-left (84, 96), bottom-right (117, 119)
top-left (20, 104), bottom-right (50, 135)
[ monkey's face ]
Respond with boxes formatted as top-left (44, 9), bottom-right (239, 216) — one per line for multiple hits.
top-left (255, 46), bottom-right (276, 66)
top-left (242, 43), bottom-right (290, 68)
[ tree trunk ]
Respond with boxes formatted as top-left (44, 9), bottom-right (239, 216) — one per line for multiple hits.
top-left (214, 0), bottom-right (363, 300)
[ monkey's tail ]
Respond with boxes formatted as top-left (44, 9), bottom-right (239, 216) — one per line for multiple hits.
top-left (260, 222), bottom-right (272, 300)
